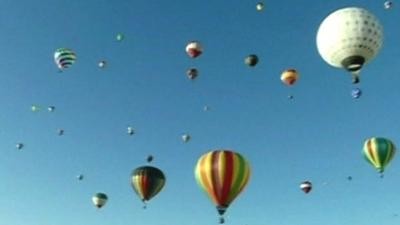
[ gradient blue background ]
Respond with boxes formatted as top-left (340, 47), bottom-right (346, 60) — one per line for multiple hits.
top-left (0, 0), bottom-right (399, 225)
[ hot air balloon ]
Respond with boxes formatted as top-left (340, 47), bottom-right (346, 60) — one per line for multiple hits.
top-left (98, 60), bottom-right (107, 68)
top-left (47, 106), bottom-right (55, 112)
top-left (31, 105), bottom-right (40, 112)
top-left (256, 2), bottom-right (264, 11)
top-left (57, 129), bottom-right (64, 136)
top-left (351, 88), bottom-right (362, 99)
top-left (131, 166), bottom-right (166, 208)
top-left (203, 105), bottom-right (210, 111)
top-left (245, 54), bottom-right (259, 67)
top-left (116, 33), bottom-right (124, 42)
top-left (92, 193), bottom-right (108, 209)
top-left (316, 7), bottom-right (383, 84)
top-left (16, 143), bottom-right (24, 150)
top-left (363, 137), bottom-right (396, 177)
top-left (127, 126), bottom-right (134, 136)
top-left (281, 69), bottom-right (299, 86)
top-left (186, 41), bottom-right (203, 58)
top-left (187, 68), bottom-right (199, 80)
top-left (300, 181), bottom-right (312, 194)
top-left (77, 174), bottom-right (84, 181)
top-left (54, 48), bottom-right (76, 70)
top-left (384, 1), bottom-right (393, 9)
top-left (195, 150), bottom-right (251, 224)
top-left (182, 134), bottom-right (191, 143)
top-left (146, 155), bottom-right (154, 163)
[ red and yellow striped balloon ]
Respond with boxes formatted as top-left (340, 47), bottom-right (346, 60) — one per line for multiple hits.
top-left (131, 166), bottom-right (166, 207)
top-left (195, 150), bottom-right (250, 223)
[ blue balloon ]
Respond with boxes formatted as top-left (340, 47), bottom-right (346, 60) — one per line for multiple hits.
top-left (351, 88), bottom-right (362, 99)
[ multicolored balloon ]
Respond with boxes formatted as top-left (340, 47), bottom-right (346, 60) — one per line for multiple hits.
top-left (54, 48), bottom-right (76, 70)
top-left (363, 137), bottom-right (396, 176)
top-left (92, 193), bottom-right (108, 209)
top-left (300, 181), bottom-right (312, 194)
top-left (186, 41), bottom-right (203, 58)
top-left (195, 150), bottom-right (251, 223)
top-left (281, 69), bottom-right (299, 86)
top-left (131, 166), bottom-right (166, 207)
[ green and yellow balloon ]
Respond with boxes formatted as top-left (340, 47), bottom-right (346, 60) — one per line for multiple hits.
top-left (363, 137), bottom-right (396, 177)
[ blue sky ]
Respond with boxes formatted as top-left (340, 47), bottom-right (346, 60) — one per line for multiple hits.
top-left (0, 0), bottom-right (400, 225)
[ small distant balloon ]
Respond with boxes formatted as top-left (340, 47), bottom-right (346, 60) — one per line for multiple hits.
top-left (147, 155), bottom-right (154, 163)
top-left (92, 193), bottom-right (108, 209)
top-left (281, 69), bottom-right (299, 86)
top-left (186, 41), bottom-right (203, 58)
top-left (77, 174), bottom-right (84, 180)
top-left (57, 129), bottom-right (64, 136)
top-left (347, 176), bottom-right (352, 181)
top-left (54, 48), bottom-right (76, 70)
top-left (116, 33), bottom-right (124, 41)
top-left (127, 127), bottom-right (135, 135)
top-left (203, 105), bottom-right (210, 111)
top-left (48, 106), bottom-right (55, 112)
top-left (182, 134), bottom-right (191, 143)
top-left (98, 60), bottom-right (107, 68)
top-left (187, 68), bottom-right (199, 80)
top-left (16, 143), bottom-right (24, 150)
top-left (288, 95), bottom-right (294, 100)
top-left (256, 2), bottom-right (264, 11)
top-left (384, 1), bottom-right (393, 9)
top-left (245, 54), bottom-right (259, 67)
top-left (351, 88), bottom-right (362, 99)
top-left (300, 181), bottom-right (312, 194)
top-left (31, 105), bottom-right (40, 112)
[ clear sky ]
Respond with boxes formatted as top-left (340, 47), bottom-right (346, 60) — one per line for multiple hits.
top-left (0, 0), bottom-right (400, 225)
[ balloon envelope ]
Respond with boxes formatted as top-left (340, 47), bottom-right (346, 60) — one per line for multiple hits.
top-left (195, 150), bottom-right (250, 222)
top-left (281, 69), bottom-right (299, 86)
top-left (92, 193), bottom-right (108, 208)
top-left (363, 137), bottom-right (396, 174)
top-left (316, 7), bottom-right (383, 83)
top-left (131, 166), bottom-right (166, 203)
top-left (351, 88), bottom-right (362, 99)
top-left (300, 181), bottom-right (312, 193)
top-left (186, 41), bottom-right (203, 58)
top-left (54, 48), bottom-right (76, 70)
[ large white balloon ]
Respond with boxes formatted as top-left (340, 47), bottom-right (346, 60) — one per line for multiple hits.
top-left (316, 7), bottom-right (383, 83)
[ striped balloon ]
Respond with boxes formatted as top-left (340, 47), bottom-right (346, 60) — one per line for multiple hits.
top-left (195, 150), bottom-right (250, 223)
top-left (54, 48), bottom-right (76, 70)
top-left (131, 166), bottom-right (166, 206)
top-left (363, 137), bottom-right (396, 175)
